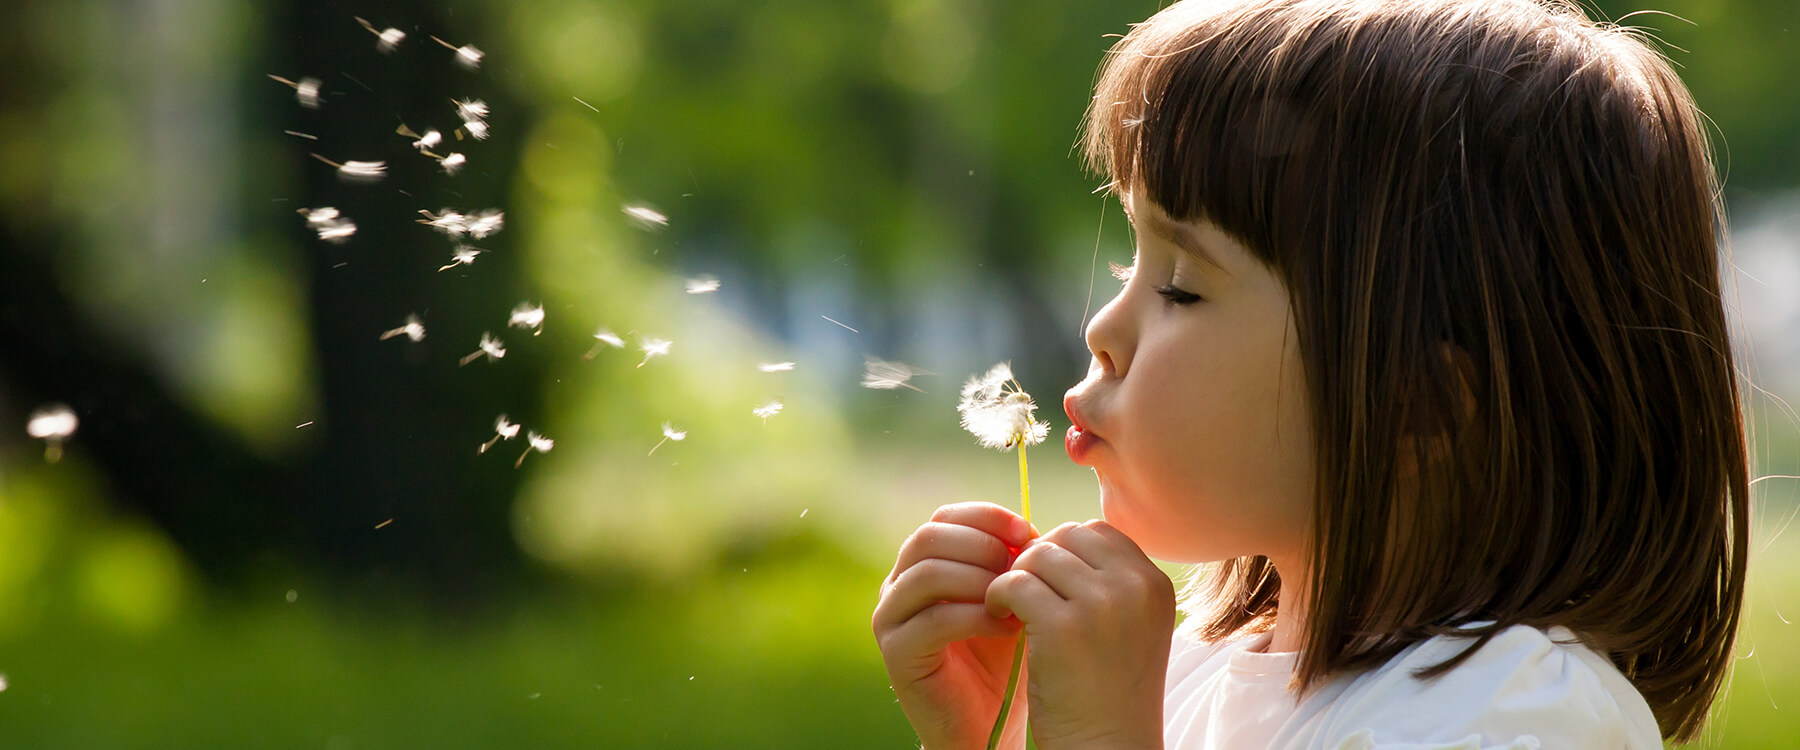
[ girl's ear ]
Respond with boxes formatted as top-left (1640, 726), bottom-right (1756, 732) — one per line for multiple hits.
top-left (1397, 342), bottom-right (1479, 480)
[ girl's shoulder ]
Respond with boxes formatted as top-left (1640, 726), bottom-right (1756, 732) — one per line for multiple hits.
top-left (1293, 623), bottom-right (1663, 750)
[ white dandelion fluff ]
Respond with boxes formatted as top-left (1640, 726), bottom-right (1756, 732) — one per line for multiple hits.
top-left (621, 203), bottom-right (669, 229)
top-left (268, 75), bottom-right (323, 108)
top-left (461, 119), bottom-right (490, 141)
top-left (415, 130), bottom-right (442, 150)
top-left (299, 207), bottom-right (356, 243)
top-left (438, 152), bottom-right (466, 175)
top-left (583, 328), bottom-right (626, 359)
top-left (685, 276), bottom-right (721, 295)
top-left (861, 356), bottom-right (927, 393)
top-left (753, 399), bottom-right (784, 424)
top-left (459, 332), bottom-right (506, 366)
top-left (356, 17), bottom-right (406, 52)
top-left (418, 208), bottom-right (469, 236)
top-left (431, 35), bottom-right (484, 68)
top-left (956, 362), bottom-right (1050, 452)
top-left (757, 362), bottom-right (796, 373)
top-left (637, 337), bottom-right (672, 368)
top-left (509, 302), bottom-right (545, 335)
top-left (438, 245), bottom-right (481, 272)
top-left (478, 414), bottom-right (522, 454)
top-left (516, 431), bottom-right (554, 468)
top-left (380, 314), bottom-right (426, 342)
top-left (310, 154), bottom-right (386, 183)
top-left (466, 209), bottom-right (504, 238)
top-left (26, 404), bottom-right (78, 463)
top-left (648, 422), bottom-right (686, 456)
top-left (454, 98), bottom-right (489, 121)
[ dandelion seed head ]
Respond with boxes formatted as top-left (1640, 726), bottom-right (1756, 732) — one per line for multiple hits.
top-left (593, 328), bottom-right (625, 348)
top-left (337, 160), bottom-right (387, 183)
top-left (527, 431), bottom-right (554, 452)
top-left (26, 405), bottom-right (78, 440)
top-left (454, 98), bottom-right (489, 121)
top-left (495, 415), bottom-right (521, 439)
top-left (295, 77), bottom-right (322, 108)
top-left (509, 302), bottom-right (545, 331)
top-left (467, 209), bottom-right (504, 238)
top-left (621, 203), bottom-right (668, 229)
top-left (757, 362), bottom-right (796, 372)
top-left (861, 357), bottom-right (924, 390)
top-left (439, 152), bottom-right (466, 174)
top-left (684, 277), bottom-right (721, 295)
top-left (378, 27), bottom-right (406, 52)
top-left (752, 400), bottom-right (784, 423)
top-left (956, 362), bottom-right (1049, 451)
top-left (661, 422), bottom-right (687, 442)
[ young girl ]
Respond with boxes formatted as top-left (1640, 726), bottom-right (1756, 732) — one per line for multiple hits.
top-left (872, 0), bottom-right (1749, 748)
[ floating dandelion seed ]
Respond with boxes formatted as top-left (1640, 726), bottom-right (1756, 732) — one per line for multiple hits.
top-left (310, 154), bottom-right (386, 183)
top-left (583, 328), bottom-right (626, 359)
top-left (459, 332), bottom-right (506, 366)
top-left (397, 123), bottom-right (443, 151)
top-left (637, 337), bottom-right (672, 368)
top-left (26, 404), bottom-right (78, 463)
top-left (438, 245), bottom-right (481, 272)
top-left (753, 399), bottom-right (784, 424)
top-left (479, 414), bottom-right (522, 454)
top-left (957, 362), bottom-right (1050, 452)
top-left (380, 314), bottom-right (426, 342)
top-left (431, 35), bottom-right (484, 68)
top-left (516, 431), bottom-right (554, 468)
top-left (355, 17), bottom-right (405, 52)
top-left (418, 208), bottom-right (469, 235)
top-left (461, 119), bottom-right (490, 141)
top-left (621, 203), bottom-right (668, 229)
top-left (757, 362), bottom-right (796, 372)
top-left (467, 209), bottom-right (504, 238)
top-left (685, 276), bottom-right (721, 295)
top-left (268, 75), bottom-right (323, 108)
top-left (648, 422), bottom-right (686, 456)
top-left (298, 207), bottom-right (356, 243)
top-left (509, 303), bottom-right (545, 335)
top-left (437, 152), bottom-right (466, 175)
top-left (454, 98), bottom-right (489, 121)
top-left (862, 357), bottom-right (927, 392)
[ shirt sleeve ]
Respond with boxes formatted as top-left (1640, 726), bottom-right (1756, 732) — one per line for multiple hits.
top-left (1309, 625), bottom-right (1648, 749)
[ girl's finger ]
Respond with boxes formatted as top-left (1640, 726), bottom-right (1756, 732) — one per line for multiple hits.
top-left (886, 522), bottom-right (1014, 587)
top-left (1011, 539), bottom-right (1101, 601)
top-left (1083, 520), bottom-right (1154, 563)
top-left (1037, 520), bottom-right (1123, 570)
top-left (985, 567), bottom-right (1066, 624)
top-left (929, 502), bottom-right (1039, 546)
top-left (878, 602), bottom-right (1021, 675)
top-left (874, 558), bottom-right (1002, 632)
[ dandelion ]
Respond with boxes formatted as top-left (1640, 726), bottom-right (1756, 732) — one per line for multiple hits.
top-left (268, 74), bottom-right (323, 108)
top-left (309, 153), bottom-right (385, 183)
top-left (397, 123), bottom-right (443, 151)
top-left (454, 98), bottom-right (489, 121)
top-left (437, 152), bottom-right (466, 175)
top-left (757, 362), bottom-right (796, 372)
top-left (438, 245), bottom-right (481, 272)
top-left (621, 203), bottom-right (668, 229)
top-left (955, 361), bottom-right (1050, 750)
top-left (26, 404), bottom-right (78, 463)
top-left (516, 431), bottom-right (554, 468)
top-left (637, 337), bottom-right (672, 368)
top-left (459, 332), bottom-right (506, 366)
top-left (466, 209), bottom-right (504, 238)
top-left (431, 35), bottom-right (484, 68)
top-left (355, 17), bottom-right (405, 52)
top-left (380, 314), bottom-right (426, 342)
top-left (861, 356), bottom-right (926, 393)
top-left (583, 328), bottom-right (626, 359)
top-left (685, 276), bottom-right (721, 295)
top-left (753, 399), bottom-right (784, 424)
top-left (509, 302), bottom-right (545, 335)
top-left (647, 422), bottom-right (686, 456)
top-left (418, 208), bottom-right (469, 236)
top-left (461, 119), bottom-right (490, 140)
top-left (298, 207), bottom-right (356, 243)
top-left (478, 414), bottom-right (521, 454)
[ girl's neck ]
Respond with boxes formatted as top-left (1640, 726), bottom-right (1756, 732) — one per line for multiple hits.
top-left (1264, 557), bottom-right (1310, 655)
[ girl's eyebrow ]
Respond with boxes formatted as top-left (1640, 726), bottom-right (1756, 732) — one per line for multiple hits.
top-left (1129, 205), bottom-right (1233, 278)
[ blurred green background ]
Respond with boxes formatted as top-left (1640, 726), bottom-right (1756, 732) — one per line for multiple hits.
top-left (0, 0), bottom-right (1795, 747)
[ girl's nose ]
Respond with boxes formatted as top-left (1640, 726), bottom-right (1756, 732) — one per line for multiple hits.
top-left (1084, 292), bottom-right (1133, 379)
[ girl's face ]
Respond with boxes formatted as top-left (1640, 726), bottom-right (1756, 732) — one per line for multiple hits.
top-left (1063, 191), bottom-right (1316, 565)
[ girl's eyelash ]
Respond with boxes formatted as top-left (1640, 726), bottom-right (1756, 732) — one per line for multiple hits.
top-left (1156, 284), bottom-right (1202, 305)
top-left (1109, 262), bottom-right (1135, 282)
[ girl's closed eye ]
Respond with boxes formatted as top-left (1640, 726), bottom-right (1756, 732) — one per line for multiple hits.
top-left (1110, 260), bottom-right (1203, 306)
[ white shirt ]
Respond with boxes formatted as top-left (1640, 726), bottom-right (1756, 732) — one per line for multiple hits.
top-left (1163, 623), bottom-right (1663, 749)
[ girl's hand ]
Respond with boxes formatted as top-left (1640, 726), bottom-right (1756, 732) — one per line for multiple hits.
top-left (874, 502), bottom-right (1040, 750)
top-left (986, 519), bottom-right (1176, 750)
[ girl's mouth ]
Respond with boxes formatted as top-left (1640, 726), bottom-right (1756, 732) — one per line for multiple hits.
top-left (1065, 424), bottom-right (1100, 463)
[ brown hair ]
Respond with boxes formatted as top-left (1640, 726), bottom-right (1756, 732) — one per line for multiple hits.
top-left (1081, 0), bottom-right (1748, 741)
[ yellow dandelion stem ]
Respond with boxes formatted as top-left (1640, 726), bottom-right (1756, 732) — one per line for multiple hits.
top-left (1018, 441), bottom-right (1032, 523)
top-left (987, 440), bottom-right (1033, 750)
